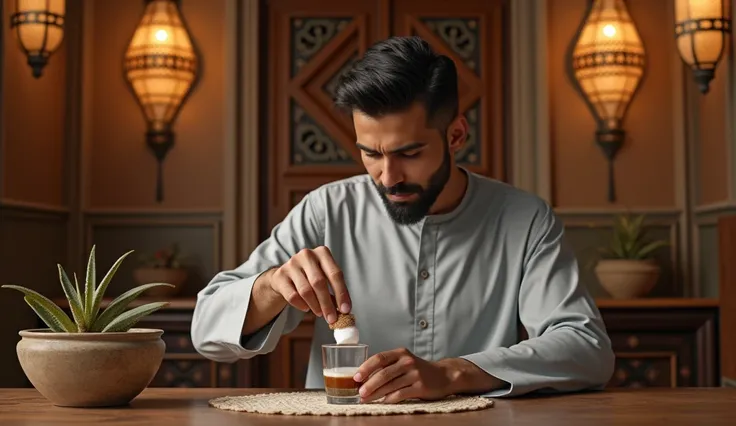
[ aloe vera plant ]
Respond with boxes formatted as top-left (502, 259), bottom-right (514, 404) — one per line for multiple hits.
top-left (599, 213), bottom-right (669, 260)
top-left (2, 246), bottom-right (173, 333)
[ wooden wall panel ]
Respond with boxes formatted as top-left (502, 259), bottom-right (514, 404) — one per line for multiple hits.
top-left (84, 213), bottom-right (221, 298)
top-left (1, 0), bottom-right (67, 207)
top-left (697, 71), bottom-right (728, 206)
top-left (718, 215), bottom-right (736, 386)
top-left (0, 205), bottom-right (67, 387)
top-left (0, 0), bottom-right (74, 389)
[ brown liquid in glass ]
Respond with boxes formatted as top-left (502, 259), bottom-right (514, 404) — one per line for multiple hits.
top-left (323, 368), bottom-right (359, 397)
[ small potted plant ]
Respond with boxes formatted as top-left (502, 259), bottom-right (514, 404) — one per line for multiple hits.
top-left (2, 246), bottom-right (173, 407)
top-left (133, 243), bottom-right (188, 297)
top-left (594, 213), bottom-right (669, 299)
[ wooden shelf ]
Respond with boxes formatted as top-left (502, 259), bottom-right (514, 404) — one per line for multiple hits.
top-left (595, 298), bottom-right (719, 309)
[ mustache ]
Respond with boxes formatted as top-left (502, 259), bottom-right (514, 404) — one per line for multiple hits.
top-left (377, 182), bottom-right (424, 196)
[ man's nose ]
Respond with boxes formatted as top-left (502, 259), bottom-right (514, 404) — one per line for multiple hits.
top-left (380, 157), bottom-right (403, 188)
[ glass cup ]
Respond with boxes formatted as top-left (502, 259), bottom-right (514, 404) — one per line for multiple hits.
top-left (322, 343), bottom-right (368, 404)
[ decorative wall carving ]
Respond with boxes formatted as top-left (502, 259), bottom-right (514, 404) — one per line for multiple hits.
top-left (291, 102), bottom-right (352, 164)
top-left (292, 18), bottom-right (351, 76)
top-left (420, 18), bottom-right (480, 74)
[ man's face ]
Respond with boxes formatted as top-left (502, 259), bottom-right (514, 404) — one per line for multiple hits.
top-left (353, 103), bottom-right (456, 225)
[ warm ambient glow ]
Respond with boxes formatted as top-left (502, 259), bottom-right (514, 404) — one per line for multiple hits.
top-left (10, 0), bottom-right (66, 78)
top-left (571, 0), bottom-right (645, 131)
top-left (124, 0), bottom-right (198, 134)
top-left (675, 0), bottom-right (731, 94)
top-left (124, 0), bottom-right (199, 203)
top-left (570, 0), bottom-right (645, 203)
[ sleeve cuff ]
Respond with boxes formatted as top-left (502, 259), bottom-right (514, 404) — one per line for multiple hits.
top-left (239, 307), bottom-right (290, 352)
top-left (192, 270), bottom-right (295, 362)
top-left (460, 350), bottom-right (529, 398)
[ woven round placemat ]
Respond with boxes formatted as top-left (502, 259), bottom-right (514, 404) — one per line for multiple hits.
top-left (209, 391), bottom-right (493, 416)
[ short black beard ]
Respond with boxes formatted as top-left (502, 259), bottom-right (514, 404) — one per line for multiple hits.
top-left (374, 145), bottom-right (452, 225)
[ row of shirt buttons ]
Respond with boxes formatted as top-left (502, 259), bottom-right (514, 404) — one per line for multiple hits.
top-left (418, 269), bottom-right (430, 329)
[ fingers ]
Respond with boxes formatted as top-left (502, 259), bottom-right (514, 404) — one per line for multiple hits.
top-left (272, 247), bottom-right (351, 323)
top-left (269, 269), bottom-right (309, 312)
top-left (288, 265), bottom-right (322, 317)
top-left (300, 250), bottom-right (337, 323)
top-left (361, 371), bottom-right (416, 403)
top-left (382, 382), bottom-right (422, 404)
top-left (355, 349), bottom-right (405, 382)
top-left (359, 359), bottom-right (416, 402)
top-left (314, 246), bottom-right (351, 314)
top-left (298, 248), bottom-right (337, 322)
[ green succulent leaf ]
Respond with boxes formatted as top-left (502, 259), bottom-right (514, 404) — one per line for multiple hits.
top-left (24, 296), bottom-right (67, 332)
top-left (91, 282), bottom-right (174, 332)
top-left (73, 273), bottom-right (81, 303)
top-left (58, 265), bottom-right (87, 332)
top-left (1, 285), bottom-right (76, 332)
top-left (599, 213), bottom-right (669, 260)
top-left (85, 245), bottom-right (96, 323)
top-left (101, 302), bottom-right (169, 333)
top-left (90, 250), bottom-right (134, 321)
top-left (636, 240), bottom-right (670, 260)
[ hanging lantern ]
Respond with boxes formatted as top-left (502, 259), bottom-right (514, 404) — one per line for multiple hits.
top-left (675, 0), bottom-right (731, 94)
top-left (570, 0), bottom-right (645, 203)
top-left (124, 0), bottom-right (199, 203)
top-left (10, 0), bottom-right (66, 78)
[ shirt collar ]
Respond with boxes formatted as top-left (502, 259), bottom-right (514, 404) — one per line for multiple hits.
top-left (423, 167), bottom-right (476, 225)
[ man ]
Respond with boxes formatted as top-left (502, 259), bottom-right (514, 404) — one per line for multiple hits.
top-left (191, 36), bottom-right (614, 402)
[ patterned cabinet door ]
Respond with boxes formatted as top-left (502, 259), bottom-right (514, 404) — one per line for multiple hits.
top-left (602, 307), bottom-right (718, 388)
top-left (267, 0), bottom-right (383, 230)
top-left (391, 0), bottom-right (506, 180)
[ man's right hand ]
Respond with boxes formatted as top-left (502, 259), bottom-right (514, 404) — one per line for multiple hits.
top-left (264, 246), bottom-right (351, 325)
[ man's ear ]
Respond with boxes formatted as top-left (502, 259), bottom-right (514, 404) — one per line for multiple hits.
top-left (446, 115), bottom-right (468, 154)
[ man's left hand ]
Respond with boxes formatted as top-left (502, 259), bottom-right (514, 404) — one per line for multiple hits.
top-left (353, 348), bottom-right (457, 403)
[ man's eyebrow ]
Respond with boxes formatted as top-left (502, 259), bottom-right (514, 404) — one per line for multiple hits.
top-left (355, 143), bottom-right (378, 154)
top-left (355, 142), bottom-right (427, 154)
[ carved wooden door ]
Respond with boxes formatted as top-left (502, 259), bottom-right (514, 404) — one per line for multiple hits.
top-left (263, 0), bottom-right (508, 389)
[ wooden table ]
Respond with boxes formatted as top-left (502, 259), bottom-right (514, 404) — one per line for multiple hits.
top-left (1, 388), bottom-right (734, 425)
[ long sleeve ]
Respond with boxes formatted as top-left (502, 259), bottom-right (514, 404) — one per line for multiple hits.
top-left (460, 201), bottom-right (615, 397)
top-left (191, 192), bottom-right (324, 363)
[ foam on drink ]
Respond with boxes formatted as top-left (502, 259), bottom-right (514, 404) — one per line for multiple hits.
top-left (323, 366), bottom-right (360, 397)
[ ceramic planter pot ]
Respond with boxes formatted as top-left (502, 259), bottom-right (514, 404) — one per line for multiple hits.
top-left (594, 259), bottom-right (660, 299)
top-left (133, 267), bottom-right (187, 297)
top-left (16, 328), bottom-right (165, 407)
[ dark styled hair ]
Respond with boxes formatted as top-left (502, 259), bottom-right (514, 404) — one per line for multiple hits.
top-left (333, 36), bottom-right (458, 132)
